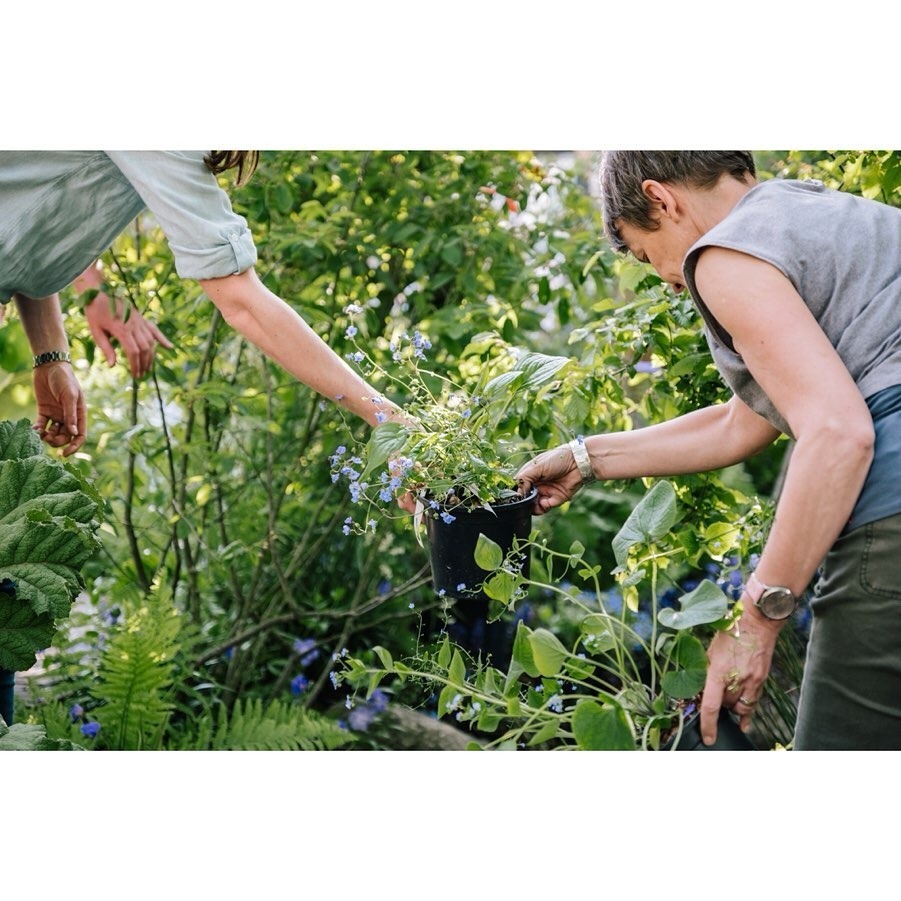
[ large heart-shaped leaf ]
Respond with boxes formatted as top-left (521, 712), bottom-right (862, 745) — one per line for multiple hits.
top-left (657, 579), bottom-right (729, 631)
top-left (612, 480), bottom-right (679, 567)
top-left (572, 699), bottom-right (635, 750)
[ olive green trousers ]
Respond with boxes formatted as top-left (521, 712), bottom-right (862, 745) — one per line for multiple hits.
top-left (794, 513), bottom-right (901, 750)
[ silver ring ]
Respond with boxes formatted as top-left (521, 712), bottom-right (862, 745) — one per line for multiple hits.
top-left (738, 695), bottom-right (758, 707)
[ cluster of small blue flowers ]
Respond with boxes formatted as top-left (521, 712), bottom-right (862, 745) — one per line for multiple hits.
top-left (388, 329), bottom-right (433, 363)
top-left (69, 703), bottom-right (101, 740)
top-left (342, 688), bottom-right (389, 732)
top-left (288, 637), bottom-right (329, 697)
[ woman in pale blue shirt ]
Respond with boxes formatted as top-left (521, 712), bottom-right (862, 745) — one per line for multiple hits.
top-left (0, 150), bottom-right (401, 455)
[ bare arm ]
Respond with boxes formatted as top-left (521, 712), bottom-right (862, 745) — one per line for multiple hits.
top-left (517, 394), bottom-right (779, 515)
top-left (198, 268), bottom-right (401, 427)
top-left (695, 247), bottom-right (874, 743)
top-left (695, 249), bottom-right (874, 598)
top-left (13, 293), bottom-right (87, 455)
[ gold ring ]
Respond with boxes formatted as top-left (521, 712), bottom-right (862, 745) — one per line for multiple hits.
top-left (738, 695), bottom-right (758, 707)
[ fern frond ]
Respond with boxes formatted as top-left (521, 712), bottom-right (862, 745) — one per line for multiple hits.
top-left (92, 584), bottom-right (182, 750)
top-left (179, 697), bottom-right (354, 751)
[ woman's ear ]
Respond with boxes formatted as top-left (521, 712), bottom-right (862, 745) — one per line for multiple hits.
top-left (641, 179), bottom-right (677, 219)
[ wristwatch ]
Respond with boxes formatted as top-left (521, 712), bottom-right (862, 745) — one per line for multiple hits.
top-left (745, 571), bottom-right (797, 621)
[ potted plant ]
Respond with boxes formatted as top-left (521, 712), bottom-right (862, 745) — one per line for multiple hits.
top-left (0, 418), bottom-right (102, 727)
top-left (331, 317), bottom-right (574, 667)
top-left (333, 317), bottom-right (572, 608)
top-left (339, 478), bottom-right (769, 750)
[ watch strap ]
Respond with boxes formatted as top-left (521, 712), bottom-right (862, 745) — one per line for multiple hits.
top-left (33, 350), bottom-right (72, 368)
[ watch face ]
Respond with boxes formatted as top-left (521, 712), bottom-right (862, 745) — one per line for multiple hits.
top-left (757, 588), bottom-right (796, 620)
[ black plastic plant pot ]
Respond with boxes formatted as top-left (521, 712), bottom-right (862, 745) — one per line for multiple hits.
top-left (665, 708), bottom-right (756, 751)
top-left (425, 489), bottom-right (536, 604)
top-left (0, 669), bottom-right (14, 726)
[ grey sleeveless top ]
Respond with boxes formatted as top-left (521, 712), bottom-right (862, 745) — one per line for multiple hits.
top-left (683, 177), bottom-right (901, 438)
top-left (683, 177), bottom-right (901, 529)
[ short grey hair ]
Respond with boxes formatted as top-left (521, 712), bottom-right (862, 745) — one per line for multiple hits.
top-left (600, 151), bottom-right (756, 252)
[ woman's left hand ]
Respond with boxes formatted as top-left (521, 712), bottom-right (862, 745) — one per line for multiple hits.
top-left (699, 611), bottom-right (782, 745)
top-left (32, 362), bottom-right (87, 456)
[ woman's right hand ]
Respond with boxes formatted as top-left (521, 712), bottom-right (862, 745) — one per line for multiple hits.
top-left (32, 361), bottom-right (87, 456)
top-left (516, 443), bottom-right (586, 515)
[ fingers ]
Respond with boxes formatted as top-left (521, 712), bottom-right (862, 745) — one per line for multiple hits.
top-left (148, 320), bottom-right (174, 350)
top-left (700, 674), bottom-right (725, 746)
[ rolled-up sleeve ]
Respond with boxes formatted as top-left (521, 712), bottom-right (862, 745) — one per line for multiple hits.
top-left (104, 151), bottom-right (257, 280)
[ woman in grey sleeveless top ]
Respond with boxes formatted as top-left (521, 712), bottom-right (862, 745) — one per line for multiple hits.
top-left (517, 151), bottom-right (901, 750)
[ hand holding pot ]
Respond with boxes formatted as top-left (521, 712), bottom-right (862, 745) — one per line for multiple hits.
top-left (516, 443), bottom-right (586, 515)
top-left (699, 610), bottom-right (781, 745)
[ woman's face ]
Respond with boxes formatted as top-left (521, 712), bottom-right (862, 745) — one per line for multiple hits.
top-left (616, 217), bottom-right (700, 294)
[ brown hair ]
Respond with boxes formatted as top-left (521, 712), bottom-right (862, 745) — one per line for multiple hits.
top-left (204, 151), bottom-right (260, 186)
top-left (600, 151), bottom-right (756, 252)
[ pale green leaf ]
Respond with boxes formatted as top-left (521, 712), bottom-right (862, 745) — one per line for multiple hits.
top-left (572, 699), bottom-right (635, 750)
top-left (612, 481), bottom-right (679, 566)
top-left (528, 628), bottom-right (569, 677)
top-left (657, 580), bottom-right (729, 631)
top-left (474, 533), bottom-right (504, 571)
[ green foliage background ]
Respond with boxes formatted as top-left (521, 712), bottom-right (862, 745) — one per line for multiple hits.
top-left (4, 149), bottom-right (896, 749)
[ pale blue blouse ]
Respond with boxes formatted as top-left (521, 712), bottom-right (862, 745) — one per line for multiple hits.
top-left (0, 150), bottom-right (257, 303)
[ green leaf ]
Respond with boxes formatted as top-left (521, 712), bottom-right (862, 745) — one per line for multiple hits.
top-left (437, 635), bottom-right (452, 670)
top-left (511, 621), bottom-right (539, 678)
top-left (0, 589), bottom-right (57, 671)
top-left (527, 628), bottom-right (569, 677)
top-left (0, 418), bottom-right (44, 461)
top-left (474, 533), bottom-right (504, 571)
top-left (514, 351), bottom-right (571, 390)
top-left (572, 699), bottom-right (635, 750)
top-left (482, 570), bottom-right (515, 603)
top-left (476, 708), bottom-right (503, 732)
top-left (661, 633), bottom-right (708, 700)
top-left (527, 718), bottom-right (560, 746)
top-left (361, 423), bottom-right (409, 479)
top-left (657, 579), bottom-right (729, 631)
top-left (0, 719), bottom-right (83, 751)
top-left (448, 649), bottom-right (466, 685)
top-left (612, 480), bottom-right (679, 566)
top-left (483, 370), bottom-right (525, 398)
top-left (374, 646), bottom-right (394, 671)
top-left (0, 521), bottom-right (94, 617)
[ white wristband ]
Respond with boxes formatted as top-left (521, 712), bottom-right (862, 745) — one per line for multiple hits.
top-left (568, 438), bottom-right (596, 484)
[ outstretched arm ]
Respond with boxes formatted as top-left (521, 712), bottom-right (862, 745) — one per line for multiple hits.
top-left (13, 293), bottom-right (87, 456)
top-left (517, 395), bottom-right (780, 513)
top-left (199, 268), bottom-right (402, 427)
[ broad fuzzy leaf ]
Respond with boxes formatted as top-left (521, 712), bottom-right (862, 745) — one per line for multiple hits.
top-left (0, 589), bottom-right (57, 671)
top-left (0, 419), bottom-right (44, 462)
top-left (0, 520), bottom-right (95, 616)
top-left (0, 418), bottom-right (101, 670)
top-left (0, 719), bottom-right (83, 751)
top-left (0, 458), bottom-right (98, 526)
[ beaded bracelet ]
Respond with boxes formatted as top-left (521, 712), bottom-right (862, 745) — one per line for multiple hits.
top-left (33, 350), bottom-right (72, 368)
